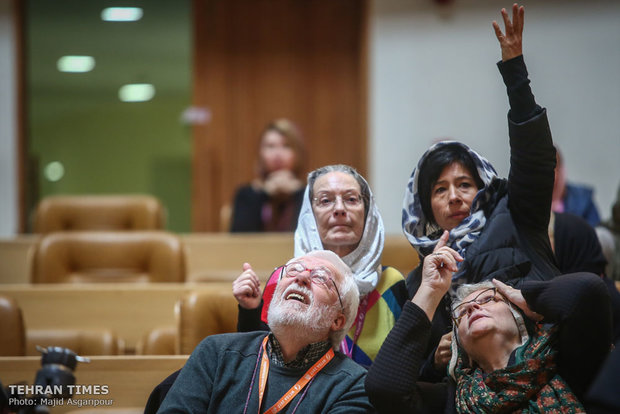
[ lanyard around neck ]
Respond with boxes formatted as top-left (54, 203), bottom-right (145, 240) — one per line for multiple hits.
top-left (257, 335), bottom-right (334, 414)
top-left (341, 295), bottom-right (369, 358)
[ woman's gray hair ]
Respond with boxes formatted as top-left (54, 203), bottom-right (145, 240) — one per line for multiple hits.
top-left (291, 249), bottom-right (360, 349)
top-left (451, 280), bottom-right (495, 310)
top-left (448, 280), bottom-right (530, 379)
top-left (307, 164), bottom-right (370, 217)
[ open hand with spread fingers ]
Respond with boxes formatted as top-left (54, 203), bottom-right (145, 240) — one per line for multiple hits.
top-left (493, 3), bottom-right (524, 62)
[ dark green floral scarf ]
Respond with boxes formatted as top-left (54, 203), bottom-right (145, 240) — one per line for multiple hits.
top-left (454, 324), bottom-right (584, 413)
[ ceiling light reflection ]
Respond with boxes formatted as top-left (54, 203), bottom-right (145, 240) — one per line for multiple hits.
top-left (118, 84), bottom-right (155, 102)
top-left (57, 56), bottom-right (95, 73)
top-left (44, 161), bottom-right (65, 182)
top-left (101, 7), bottom-right (143, 22)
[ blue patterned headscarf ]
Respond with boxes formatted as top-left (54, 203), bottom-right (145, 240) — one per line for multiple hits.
top-left (402, 141), bottom-right (500, 278)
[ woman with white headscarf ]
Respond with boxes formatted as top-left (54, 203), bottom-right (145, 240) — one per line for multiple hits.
top-left (233, 164), bottom-right (408, 367)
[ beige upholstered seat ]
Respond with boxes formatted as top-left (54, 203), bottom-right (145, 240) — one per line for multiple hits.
top-left (0, 295), bottom-right (124, 356)
top-left (33, 195), bottom-right (165, 233)
top-left (31, 231), bottom-right (185, 283)
top-left (177, 288), bottom-right (239, 354)
top-left (136, 326), bottom-right (178, 355)
top-left (0, 295), bottom-right (26, 356)
top-left (26, 329), bottom-right (125, 356)
top-left (136, 287), bottom-right (239, 355)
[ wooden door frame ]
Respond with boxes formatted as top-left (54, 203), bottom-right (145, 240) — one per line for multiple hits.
top-left (14, 0), bottom-right (27, 233)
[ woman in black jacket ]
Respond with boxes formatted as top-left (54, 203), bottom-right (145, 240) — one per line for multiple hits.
top-left (401, 4), bottom-right (560, 379)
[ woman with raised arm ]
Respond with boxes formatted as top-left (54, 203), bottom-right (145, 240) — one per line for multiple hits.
top-left (400, 4), bottom-right (562, 380)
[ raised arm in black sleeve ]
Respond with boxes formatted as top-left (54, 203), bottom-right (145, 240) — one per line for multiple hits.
top-left (499, 55), bottom-right (557, 276)
top-left (497, 55), bottom-right (541, 123)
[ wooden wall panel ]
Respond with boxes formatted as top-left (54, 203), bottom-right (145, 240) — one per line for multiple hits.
top-left (192, 0), bottom-right (367, 231)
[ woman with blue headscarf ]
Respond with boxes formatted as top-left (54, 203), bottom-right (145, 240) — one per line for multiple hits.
top-left (399, 4), bottom-right (560, 381)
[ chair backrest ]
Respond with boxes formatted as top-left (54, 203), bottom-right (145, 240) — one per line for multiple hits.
top-left (26, 329), bottom-right (125, 356)
top-left (33, 195), bottom-right (165, 233)
top-left (31, 231), bottom-right (186, 283)
top-left (0, 295), bottom-right (26, 356)
top-left (136, 326), bottom-right (177, 355)
top-left (177, 288), bottom-right (239, 354)
top-left (0, 295), bottom-right (124, 356)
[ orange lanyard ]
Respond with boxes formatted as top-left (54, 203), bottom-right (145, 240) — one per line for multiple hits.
top-left (257, 336), bottom-right (334, 414)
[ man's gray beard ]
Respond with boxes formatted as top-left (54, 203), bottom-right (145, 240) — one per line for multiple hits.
top-left (268, 283), bottom-right (336, 342)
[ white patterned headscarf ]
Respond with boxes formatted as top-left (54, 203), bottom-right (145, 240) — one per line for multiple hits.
top-left (295, 165), bottom-right (384, 296)
top-left (402, 141), bottom-right (499, 275)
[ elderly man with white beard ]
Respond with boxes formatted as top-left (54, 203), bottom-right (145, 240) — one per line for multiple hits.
top-left (157, 250), bottom-right (374, 414)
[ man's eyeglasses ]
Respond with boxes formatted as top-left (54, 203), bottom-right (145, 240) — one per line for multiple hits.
top-left (282, 262), bottom-right (344, 311)
top-left (451, 287), bottom-right (506, 325)
top-left (312, 193), bottom-right (364, 210)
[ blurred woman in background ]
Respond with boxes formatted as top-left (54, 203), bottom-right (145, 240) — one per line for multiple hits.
top-left (230, 118), bottom-right (305, 232)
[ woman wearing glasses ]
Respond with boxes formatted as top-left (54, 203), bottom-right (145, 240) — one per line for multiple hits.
top-left (365, 234), bottom-right (612, 413)
top-left (233, 164), bottom-right (408, 368)
top-left (366, 232), bottom-right (611, 413)
top-left (401, 5), bottom-right (563, 380)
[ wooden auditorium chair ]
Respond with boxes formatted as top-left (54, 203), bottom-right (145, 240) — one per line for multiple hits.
top-left (26, 329), bottom-right (124, 356)
top-left (31, 231), bottom-right (185, 283)
top-left (0, 295), bottom-right (26, 356)
top-left (0, 295), bottom-right (123, 356)
top-left (137, 287), bottom-right (238, 355)
top-left (136, 326), bottom-right (178, 355)
top-left (33, 194), bottom-right (165, 233)
top-left (176, 288), bottom-right (239, 354)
